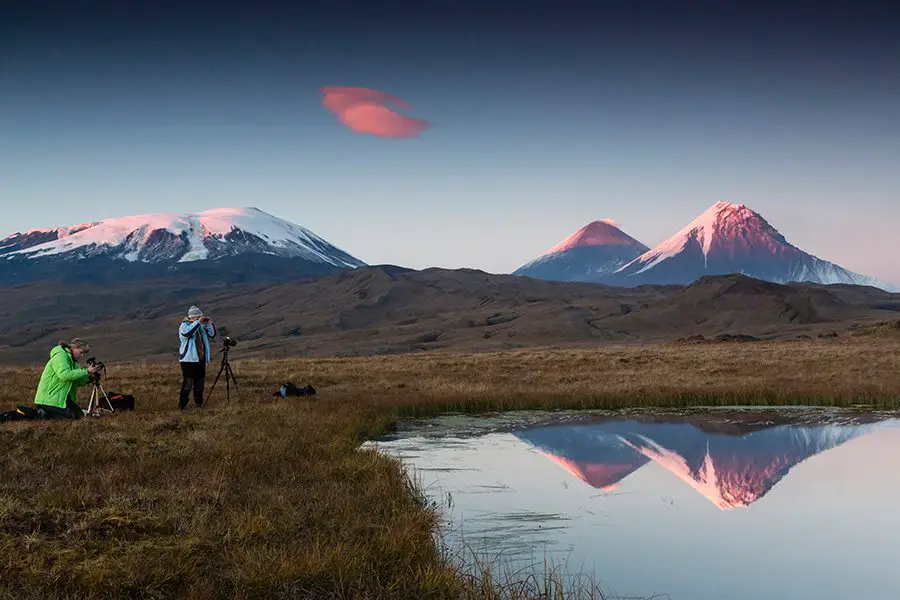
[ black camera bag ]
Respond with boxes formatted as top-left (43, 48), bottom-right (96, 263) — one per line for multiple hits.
top-left (106, 392), bottom-right (136, 411)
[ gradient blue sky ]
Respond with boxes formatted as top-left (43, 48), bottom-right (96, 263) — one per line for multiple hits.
top-left (2, 1), bottom-right (898, 281)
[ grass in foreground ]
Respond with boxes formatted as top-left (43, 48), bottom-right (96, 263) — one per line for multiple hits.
top-left (0, 337), bottom-right (898, 599)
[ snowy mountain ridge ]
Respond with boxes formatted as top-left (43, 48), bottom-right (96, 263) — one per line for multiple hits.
top-left (1, 207), bottom-right (365, 269)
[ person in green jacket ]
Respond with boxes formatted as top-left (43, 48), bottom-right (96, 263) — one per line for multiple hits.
top-left (33, 338), bottom-right (102, 419)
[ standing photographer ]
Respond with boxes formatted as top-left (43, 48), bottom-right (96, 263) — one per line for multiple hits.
top-left (33, 338), bottom-right (103, 419)
top-left (178, 305), bottom-right (216, 410)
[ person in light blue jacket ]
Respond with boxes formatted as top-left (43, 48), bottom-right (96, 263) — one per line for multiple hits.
top-left (178, 305), bottom-right (216, 409)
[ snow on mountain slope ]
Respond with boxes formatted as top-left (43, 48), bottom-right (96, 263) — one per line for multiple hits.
top-left (609, 201), bottom-right (895, 291)
top-left (1, 207), bottom-right (366, 269)
top-left (514, 219), bottom-right (649, 282)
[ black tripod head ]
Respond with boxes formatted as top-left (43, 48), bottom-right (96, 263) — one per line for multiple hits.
top-left (221, 336), bottom-right (237, 356)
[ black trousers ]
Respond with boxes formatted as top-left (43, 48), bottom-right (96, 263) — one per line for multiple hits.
top-left (180, 361), bottom-right (206, 409)
top-left (39, 398), bottom-right (84, 420)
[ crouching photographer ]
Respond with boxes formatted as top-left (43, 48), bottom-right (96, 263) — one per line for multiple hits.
top-left (178, 305), bottom-right (216, 410)
top-left (33, 338), bottom-right (103, 419)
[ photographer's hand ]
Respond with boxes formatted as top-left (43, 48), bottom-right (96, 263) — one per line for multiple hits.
top-left (87, 364), bottom-right (102, 375)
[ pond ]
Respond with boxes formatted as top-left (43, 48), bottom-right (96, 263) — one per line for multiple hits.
top-left (365, 407), bottom-right (900, 600)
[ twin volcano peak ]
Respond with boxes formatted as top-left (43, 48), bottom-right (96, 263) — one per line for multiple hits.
top-left (532, 200), bottom-right (762, 262)
top-left (541, 201), bottom-right (757, 259)
top-left (514, 200), bottom-right (893, 290)
top-left (545, 219), bottom-right (646, 255)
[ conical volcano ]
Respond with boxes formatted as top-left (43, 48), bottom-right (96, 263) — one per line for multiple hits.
top-left (610, 201), bottom-right (890, 289)
top-left (514, 219), bottom-right (649, 282)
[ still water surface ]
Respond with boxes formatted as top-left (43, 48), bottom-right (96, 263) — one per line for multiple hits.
top-left (367, 408), bottom-right (900, 600)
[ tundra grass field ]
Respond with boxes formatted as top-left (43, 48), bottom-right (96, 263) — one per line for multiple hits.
top-left (1, 336), bottom-right (899, 599)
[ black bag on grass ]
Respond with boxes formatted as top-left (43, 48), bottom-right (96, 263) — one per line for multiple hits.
top-left (106, 392), bottom-right (136, 412)
top-left (273, 382), bottom-right (316, 398)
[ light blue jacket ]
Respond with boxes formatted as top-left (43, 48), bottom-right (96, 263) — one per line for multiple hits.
top-left (179, 319), bottom-right (217, 364)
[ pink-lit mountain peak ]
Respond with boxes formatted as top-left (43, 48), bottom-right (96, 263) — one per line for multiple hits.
top-left (544, 219), bottom-right (646, 256)
top-left (613, 199), bottom-right (841, 283)
top-left (514, 218), bottom-right (650, 282)
top-left (609, 200), bottom-right (896, 288)
top-left (649, 201), bottom-right (777, 259)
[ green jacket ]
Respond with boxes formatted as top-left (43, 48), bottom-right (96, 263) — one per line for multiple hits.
top-left (34, 345), bottom-right (90, 409)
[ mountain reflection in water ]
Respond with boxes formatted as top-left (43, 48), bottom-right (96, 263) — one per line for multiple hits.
top-left (370, 409), bottom-right (900, 600)
top-left (515, 415), bottom-right (896, 510)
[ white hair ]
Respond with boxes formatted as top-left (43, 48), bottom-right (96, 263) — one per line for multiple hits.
top-left (67, 338), bottom-right (90, 351)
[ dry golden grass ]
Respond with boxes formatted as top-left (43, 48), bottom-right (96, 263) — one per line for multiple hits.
top-left (1, 336), bottom-right (898, 599)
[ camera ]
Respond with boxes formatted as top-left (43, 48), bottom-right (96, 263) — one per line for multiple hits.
top-left (223, 336), bottom-right (237, 348)
top-left (87, 356), bottom-right (106, 382)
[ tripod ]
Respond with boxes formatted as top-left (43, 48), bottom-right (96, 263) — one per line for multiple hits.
top-left (208, 344), bottom-right (241, 404)
top-left (86, 375), bottom-right (114, 416)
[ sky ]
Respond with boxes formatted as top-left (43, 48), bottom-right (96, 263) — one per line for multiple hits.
top-left (2, 1), bottom-right (899, 282)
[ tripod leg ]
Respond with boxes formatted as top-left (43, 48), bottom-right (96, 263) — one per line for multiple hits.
top-left (226, 363), bottom-right (241, 401)
top-left (208, 359), bottom-right (227, 397)
top-left (225, 363), bottom-right (241, 400)
top-left (99, 384), bottom-right (114, 412)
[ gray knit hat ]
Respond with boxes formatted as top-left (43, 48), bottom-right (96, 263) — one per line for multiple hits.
top-left (187, 306), bottom-right (203, 319)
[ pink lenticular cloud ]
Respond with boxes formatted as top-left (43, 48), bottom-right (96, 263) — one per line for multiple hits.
top-left (321, 86), bottom-right (430, 138)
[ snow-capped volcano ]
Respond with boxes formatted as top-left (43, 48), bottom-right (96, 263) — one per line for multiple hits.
top-left (513, 219), bottom-right (649, 282)
top-left (1, 207), bottom-right (365, 269)
top-left (609, 201), bottom-right (894, 290)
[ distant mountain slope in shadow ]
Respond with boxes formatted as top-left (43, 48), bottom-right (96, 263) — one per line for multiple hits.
top-left (0, 266), bottom-right (898, 365)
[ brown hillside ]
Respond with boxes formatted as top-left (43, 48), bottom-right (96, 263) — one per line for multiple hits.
top-left (0, 267), bottom-right (897, 365)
